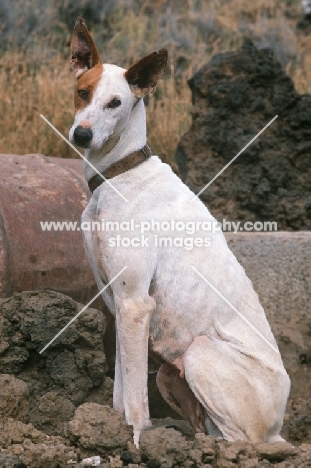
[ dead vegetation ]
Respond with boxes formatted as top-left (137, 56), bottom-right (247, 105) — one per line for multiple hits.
top-left (0, 0), bottom-right (310, 164)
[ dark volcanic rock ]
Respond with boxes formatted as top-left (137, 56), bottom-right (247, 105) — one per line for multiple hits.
top-left (176, 39), bottom-right (311, 230)
top-left (0, 374), bottom-right (29, 422)
top-left (68, 403), bottom-right (133, 457)
top-left (0, 418), bottom-right (77, 468)
top-left (0, 290), bottom-right (108, 416)
top-left (139, 427), bottom-right (190, 468)
top-left (29, 391), bottom-right (75, 437)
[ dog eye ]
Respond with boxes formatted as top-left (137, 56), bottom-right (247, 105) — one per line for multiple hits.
top-left (107, 98), bottom-right (121, 109)
top-left (77, 90), bottom-right (88, 100)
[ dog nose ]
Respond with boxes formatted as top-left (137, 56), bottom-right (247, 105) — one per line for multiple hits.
top-left (73, 126), bottom-right (93, 147)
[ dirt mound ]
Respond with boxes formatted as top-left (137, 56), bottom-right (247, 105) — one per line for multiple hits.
top-left (68, 402), bottom-right (133, 458)
top-left (2, 422), bottom-right (310, 468)
top-left (285, 398), bottom-right (311, 443)
top-left (0, 291), bottom-right (113, 430)
top-left (0, 374), bottom-right (29, 422)
top-left (176, 39), bottom-right (311, 230)
top-left (0, 419), bottom-right (77, 468)
top-left (0, 290), bottom-right (310, 467)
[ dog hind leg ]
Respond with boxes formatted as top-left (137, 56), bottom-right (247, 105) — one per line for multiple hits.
top-left (182, 335), bottom-right (289, 443)
top-left (156, 363), bottom-right (205, 433)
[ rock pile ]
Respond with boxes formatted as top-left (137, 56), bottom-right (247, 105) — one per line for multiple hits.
top-left (0, 290), bottom-right (310, 467)
top-left (176, 39), bottom-right (311, 230)
top-left (1, 417), bottom-right (311, 468)
top-left (0, 290), bottom-right (113, 416)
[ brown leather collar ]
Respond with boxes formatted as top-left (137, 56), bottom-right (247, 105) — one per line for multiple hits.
top-left (88, 144), bottom-right (153, 193)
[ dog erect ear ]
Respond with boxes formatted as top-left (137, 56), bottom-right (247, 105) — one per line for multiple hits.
top-left (70, 17), bottom-right (101, 76)
top-left (125, 49), bottom-right (168, 97)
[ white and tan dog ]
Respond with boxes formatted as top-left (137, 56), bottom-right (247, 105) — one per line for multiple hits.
top-left (69, 17), bottom-right (290, 447)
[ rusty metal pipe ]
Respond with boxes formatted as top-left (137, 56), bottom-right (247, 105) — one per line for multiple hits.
top-left (0, 153), bottom-right (100, 305)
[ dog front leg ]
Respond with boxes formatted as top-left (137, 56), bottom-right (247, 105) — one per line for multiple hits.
top-left (115, 294), bottom-right (156, 448)
top-left (113, 327), bottom-right (124, 414)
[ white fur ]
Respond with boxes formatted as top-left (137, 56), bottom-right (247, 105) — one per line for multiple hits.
top-left (70, 63), bottom-right (290, 448)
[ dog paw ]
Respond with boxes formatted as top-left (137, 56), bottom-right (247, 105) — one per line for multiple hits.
top-left (133, 429), bottom-right (141, 449)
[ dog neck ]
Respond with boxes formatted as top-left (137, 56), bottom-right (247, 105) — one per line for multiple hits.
top-left (83, 98), bottom-right (147, 182)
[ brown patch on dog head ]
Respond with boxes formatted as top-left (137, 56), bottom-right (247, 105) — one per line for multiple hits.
top-left (70, 17), bottom-right (101, 76)
top-left (74, 63), bottom-right (104, 111)
top-left (125, 48), bottom-right (168, 97)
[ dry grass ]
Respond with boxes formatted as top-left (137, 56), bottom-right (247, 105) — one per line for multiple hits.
top-left (0, 54), bottom-right (75, 158)
top-left (0, 0), bottom-right (310, 165)
top-left (0, 50), bottom-right (191, 165)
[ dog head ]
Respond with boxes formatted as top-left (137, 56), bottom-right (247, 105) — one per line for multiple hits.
top-left (69, 17), bottom-right (168, 149)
